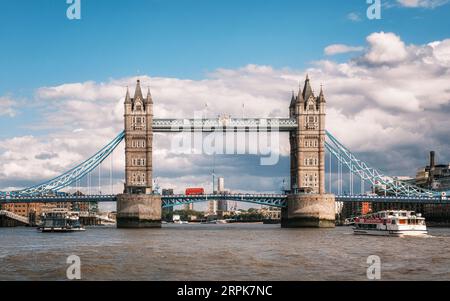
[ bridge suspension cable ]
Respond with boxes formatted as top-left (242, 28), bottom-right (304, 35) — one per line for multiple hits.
top-left (325, 131), bottom-right (435, 197)
top-left (110, 151), bottom-right (113, 195)
top-left (98, 163), bottom-right (101, 195)
top-left (10, 131), bottom-right (125, 196)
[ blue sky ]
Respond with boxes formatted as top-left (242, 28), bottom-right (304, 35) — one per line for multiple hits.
top-left (1, 0), bottom-right (449, 97)
top-left (1, 0), bottom-right (450, 200)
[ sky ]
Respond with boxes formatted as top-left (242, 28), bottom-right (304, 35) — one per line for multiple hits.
top-left (0, 0), bottom-right (450, 211)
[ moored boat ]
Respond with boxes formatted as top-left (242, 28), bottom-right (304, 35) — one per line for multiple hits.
top-left (38, 210), bottom-right (86, 233)
top-left (353, 210), bottom-right (427, 237)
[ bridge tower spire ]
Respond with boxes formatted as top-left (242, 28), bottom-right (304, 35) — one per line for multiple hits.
top-left (134, 79), bottom-right (144, 100)
top-left (125, 87), bottom-right (131, 104)
top-left (282, 75), bottom-right (336, 228)
top-left (117, 79), bottom-right (162, 228)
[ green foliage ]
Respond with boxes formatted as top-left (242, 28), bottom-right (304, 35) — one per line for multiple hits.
top-left (223, 210), bottom-right (264, 221)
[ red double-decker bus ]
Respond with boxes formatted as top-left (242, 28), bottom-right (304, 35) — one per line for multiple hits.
top-left (185, 188), bottom-right (205, 195)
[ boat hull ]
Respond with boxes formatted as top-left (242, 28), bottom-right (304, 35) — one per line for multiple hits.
top-left (38, 227), bottom-right (86, 233)
top-left (353, 229), bottom-right (428, 237)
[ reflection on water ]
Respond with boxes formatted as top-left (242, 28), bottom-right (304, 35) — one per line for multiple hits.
top-left (1, 224), bottom-right (449, 280)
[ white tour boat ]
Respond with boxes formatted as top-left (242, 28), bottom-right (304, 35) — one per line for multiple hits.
top-left (353, 210), bottom-right (427, 237)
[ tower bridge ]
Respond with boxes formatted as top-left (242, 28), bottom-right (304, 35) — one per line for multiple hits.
top-left (1, 76), bottom-right (447, 228)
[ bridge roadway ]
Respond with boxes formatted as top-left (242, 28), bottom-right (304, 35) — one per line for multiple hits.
top-left (0, 194), bottom-right (449, 208)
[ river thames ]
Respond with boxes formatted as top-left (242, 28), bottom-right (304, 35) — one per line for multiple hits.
top-left (1, 224), bottom-right (449, 281)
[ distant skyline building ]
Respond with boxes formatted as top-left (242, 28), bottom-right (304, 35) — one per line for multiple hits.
top-left (208, 200), bottom-right (217, 215)
top-left (217, 177), bottom-right (228, 212)
top-left (416, 151), bottom-right (450, 191)
top-left (218, 177), bottom-right (224, 192)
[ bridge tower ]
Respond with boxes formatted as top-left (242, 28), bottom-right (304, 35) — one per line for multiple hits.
top-left (116, 80), bottom-right (162, 228)
top-left (282, 75), bottom-right (336, 228)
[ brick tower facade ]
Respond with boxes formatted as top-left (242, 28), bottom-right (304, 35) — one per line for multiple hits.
top-left (124, 80), bottom-right (153, 194)
top-left (290, 75), bottom-right (326, 194)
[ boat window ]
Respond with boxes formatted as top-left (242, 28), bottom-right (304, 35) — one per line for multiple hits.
top-left (392, 220), bottom-right (396, 225)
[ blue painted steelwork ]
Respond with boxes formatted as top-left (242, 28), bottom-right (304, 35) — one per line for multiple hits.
top-left (8, 132), bottom-right (125, 197)
top-left (0, 194), bottom-right (117, 204)
top-left (325, 131), bottom-right (435, 197)
top-left (0, 193), bottom-right (287, 207)
top-left (162, 194), bottom-right (287, 208)
top-left (1, 193), bottom-right (449, 206)
top-left (152, 118), bottom-right (297, 132)
top-left (335, 194), bottom-right (448, 204)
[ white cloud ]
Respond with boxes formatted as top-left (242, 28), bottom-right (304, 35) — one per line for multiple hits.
top-left (325, 44), bottom-right (364, 56)
top-left (427, 39), bottom-right (450, 67)
top-left (397, 0), bottom-right (449, 8)
top-left (37, 81), bottom-right (125, 101)
top-left (1, 31), bottom-right (450, 195)
top-left (0, 96), bottom-right (18, 117)
top-left (362, 32), bottom-right (408, 65)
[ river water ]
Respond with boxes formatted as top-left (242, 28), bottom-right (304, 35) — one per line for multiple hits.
top-left (0, 224), bottom-right (449, 281)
